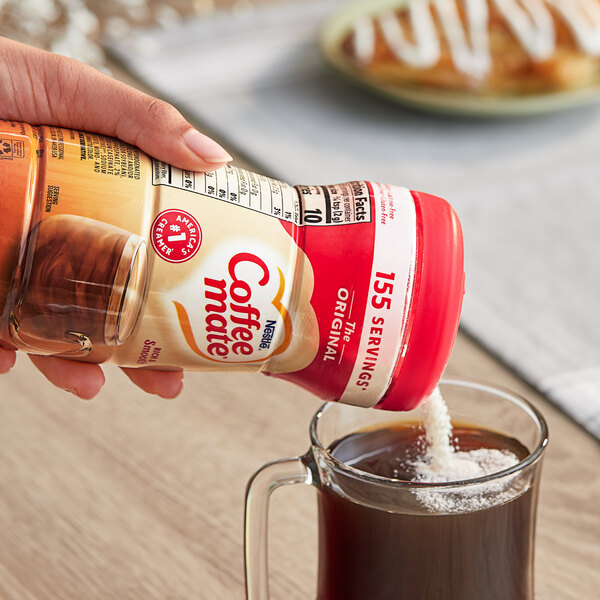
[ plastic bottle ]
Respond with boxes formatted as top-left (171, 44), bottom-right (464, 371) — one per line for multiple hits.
top-left (0, 120), bottom-right (464, 410)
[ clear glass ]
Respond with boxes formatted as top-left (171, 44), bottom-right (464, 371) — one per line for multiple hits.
top-left (244, 379), bottom-right (548, 600)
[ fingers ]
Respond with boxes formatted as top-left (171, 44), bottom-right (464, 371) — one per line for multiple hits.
top-left (57, 62), bottom-right (233, 172)
top-left (28, 355), bottom-right (105, 400)
top-left (27, 356), bottom-right (183, 400)
top-left (121, 368), bottom-right (183, 399)
top-left (0, 347), bottom-right (16, 374)
top-left (0, 37), bottom-right (232, 172)
top-left (109, 94), bottom-right (232, 172)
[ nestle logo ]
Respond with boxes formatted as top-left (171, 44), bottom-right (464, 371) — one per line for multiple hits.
top-left (259, 320), bottom-right (277, 349)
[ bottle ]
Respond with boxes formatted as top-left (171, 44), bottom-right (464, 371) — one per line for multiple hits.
top-left (0, 120), bottom-right (464, 410)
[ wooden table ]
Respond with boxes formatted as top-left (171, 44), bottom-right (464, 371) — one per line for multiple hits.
top-left (0, 3), bottom-right (599, 599)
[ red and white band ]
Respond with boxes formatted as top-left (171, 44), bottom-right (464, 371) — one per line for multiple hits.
top-left (339, 184), bottom-right (417, 408)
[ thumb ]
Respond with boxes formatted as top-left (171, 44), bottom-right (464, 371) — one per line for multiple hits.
top-left (1, 37), bottom-right (232, 172)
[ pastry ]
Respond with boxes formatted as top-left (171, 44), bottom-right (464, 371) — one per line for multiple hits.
top-left (341, 0), bottom-right (600, 93)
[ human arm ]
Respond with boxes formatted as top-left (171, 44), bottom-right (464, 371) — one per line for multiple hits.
top-left (0, 36), bottom-right (232, 399)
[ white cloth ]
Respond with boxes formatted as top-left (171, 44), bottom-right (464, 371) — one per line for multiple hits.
top-left (106, 0), bottom-right (600, 438)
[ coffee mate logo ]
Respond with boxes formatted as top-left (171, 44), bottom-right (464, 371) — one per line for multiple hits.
top-left (173, 252), bottom-right (293, 363)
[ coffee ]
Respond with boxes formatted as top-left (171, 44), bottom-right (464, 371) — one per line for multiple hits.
top-left (9, 214), bottom-right (146, 357)
top-left (317, 424), bottom-right (535, 600)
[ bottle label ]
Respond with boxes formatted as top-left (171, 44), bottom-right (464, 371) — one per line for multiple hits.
top-left (152, 161), bottom-right (372, 227)
top-left (4, 123), bottom-right (417, 407)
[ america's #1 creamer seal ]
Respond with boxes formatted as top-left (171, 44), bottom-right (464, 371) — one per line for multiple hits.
top-left (150, 209), bottom-right (202, 263)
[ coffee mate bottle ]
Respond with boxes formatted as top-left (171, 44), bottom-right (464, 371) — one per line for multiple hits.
top-left (0, 120), bottom-right (464, 410)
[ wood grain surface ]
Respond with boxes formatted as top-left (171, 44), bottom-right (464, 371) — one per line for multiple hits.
top-left (0, 332), bottom-right (598, 600)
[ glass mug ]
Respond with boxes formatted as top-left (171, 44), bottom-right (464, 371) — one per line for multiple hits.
top-left (244, 379), bottom-right (549, 600)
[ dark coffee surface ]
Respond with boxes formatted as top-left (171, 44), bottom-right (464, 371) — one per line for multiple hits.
top-left (317, 425), bottom-right (535, 600)
top-left (331, 424), bottom-right (528, 480)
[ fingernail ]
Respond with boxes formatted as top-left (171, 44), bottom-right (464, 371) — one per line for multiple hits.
top-left (64, 386), bottom-right (95, 400)
top-left (160, 376), bottom-right (183, 399)
top-left (0, 348), bottom-right (16, 373)
top-left (183, 129), bottom-right (232, 163)
top-left (170, 378), bottom-right (184, 398)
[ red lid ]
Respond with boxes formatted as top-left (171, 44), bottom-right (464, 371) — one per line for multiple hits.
top-left (376, 191), bottom-right (464, 411)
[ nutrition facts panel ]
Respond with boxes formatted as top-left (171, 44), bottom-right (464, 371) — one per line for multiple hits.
top-left (152, 160), bottom-right (372, 226)
top-left (295, 182), bottom-right (372, 226)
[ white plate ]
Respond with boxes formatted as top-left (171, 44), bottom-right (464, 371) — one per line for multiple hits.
top-left (320, 0), bottom-right (600, 117)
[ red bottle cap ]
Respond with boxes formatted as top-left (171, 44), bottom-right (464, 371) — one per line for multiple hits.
top-left (377, 191), bottom-right (464, 411)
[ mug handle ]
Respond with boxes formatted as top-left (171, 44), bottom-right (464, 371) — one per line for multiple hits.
top-left (244, 454), bottom-right (315, 600)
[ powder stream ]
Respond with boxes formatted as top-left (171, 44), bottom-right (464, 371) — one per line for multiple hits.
top-left (414, 387), bottom-right (519, 483)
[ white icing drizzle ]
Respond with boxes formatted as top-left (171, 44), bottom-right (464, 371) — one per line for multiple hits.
top-left (378, 2), bottom-right (440, 67)
top-left (548, 0), bottom-right (600, 55)
top-left (351, 0), bottom-right (600, 78)
top-left (353, 16), bottom-right (376, 64)
top-left (494, 0), bottom-right (555, 60)
top-left (433, 0), bottom-right (491, 78)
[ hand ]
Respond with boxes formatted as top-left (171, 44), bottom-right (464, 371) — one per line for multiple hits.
top-left (0, 37), bottom-right (233, 399)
